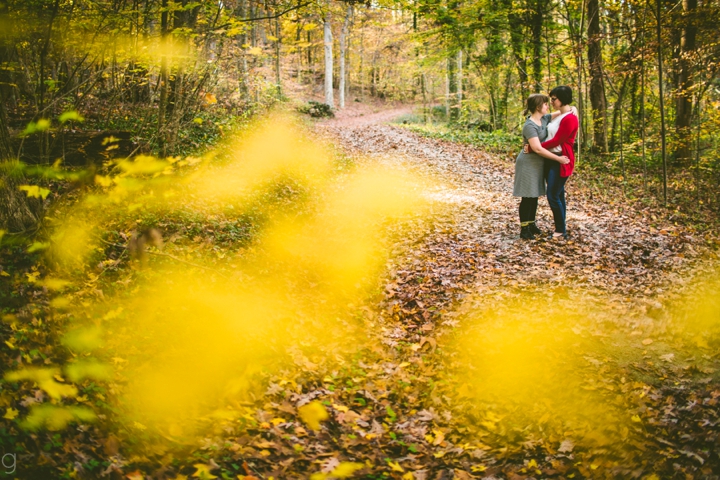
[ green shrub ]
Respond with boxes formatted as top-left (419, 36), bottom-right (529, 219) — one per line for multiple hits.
top-left (298, 101), bottom-right (335, 118)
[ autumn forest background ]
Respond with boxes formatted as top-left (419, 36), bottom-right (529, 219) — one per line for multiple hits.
top-left (2, 0), bottom-right (720, 478)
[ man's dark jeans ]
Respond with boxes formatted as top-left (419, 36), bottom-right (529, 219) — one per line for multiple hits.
top-left (545, 161), bottom-right (568, 234)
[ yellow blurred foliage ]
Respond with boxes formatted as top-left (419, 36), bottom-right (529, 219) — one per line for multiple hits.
top-left (4, 368), bottom-right (77, 399)
top-left (190, 116), bottom-right (332, 202)
top-left (49, 219), bottom-right (97, 271)
top-left (24, 115), bottom-right (431, 438)
top-left (65, 360), bottom-right (113, 382)
top-left (20, 405), bottom-right (96, 431)
top-left (298, 401), bottom-right (329, 430)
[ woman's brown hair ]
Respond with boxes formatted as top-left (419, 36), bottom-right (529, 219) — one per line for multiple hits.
top-left (524, 93), bottom-right (549, 116)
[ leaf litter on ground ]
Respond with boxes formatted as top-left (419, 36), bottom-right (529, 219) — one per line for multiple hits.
top-left (2, 110), bottom-right (720, 479)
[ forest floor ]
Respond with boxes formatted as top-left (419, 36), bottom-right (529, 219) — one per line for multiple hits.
top-left (3, 104), bottom-right (720, 480)
top-left (299, 108), bottom-right (720, 478)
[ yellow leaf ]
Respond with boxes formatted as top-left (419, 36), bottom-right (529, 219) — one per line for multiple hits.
top-left (328, 462), bottom-right (363, 478)
top-left (27, 242), bottom-right (50, 253)
top-left (43, 278), bottom-right (72, 290)
top-left (528, 459), bottom-right (537, 468)
top-left (204, 93), bottom-right (217, 105)
top-left (50, 296), bottom-right (71, 309)
top-left (387, 461), bottom-right (404, 472)
top-left (3, 408), bottom-right (19, 420)
top-left (20, 405), bottom-right (95, 431)
top-left (298, 401), bottom-right (329, 430)
top-left (432, 428), bottom-right (445, 445)
top-left (95, 175), bottom-right (114, 187)
top-left (59, 111), bottom-right (84, 123)
top-left (192, 464), bottom-right (218, 479)
top-left (117, 155), bottom-right (168, 175)
top-left (333, 404), bottom-right (349, 413)
top-left (631, 415), bottom-right (642, 423)
top-left (65, 360), bottom-right (112, 382)
top-left (247, 46), bottom-right (262, 56)
top-left (19, 185), bottom-right (51, 199)
top-left (4, 368), bottom-right (77, 399)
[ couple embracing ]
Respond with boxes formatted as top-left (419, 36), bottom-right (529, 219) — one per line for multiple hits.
top-left (513, 86), bottom-right (578, 240)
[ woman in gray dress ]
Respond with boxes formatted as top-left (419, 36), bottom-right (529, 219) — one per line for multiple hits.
top-left (514, 94), bottom-right (570, 239)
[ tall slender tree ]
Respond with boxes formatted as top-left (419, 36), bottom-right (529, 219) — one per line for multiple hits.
top-left (324, 4), bottom-right (335, 108)
top-left (587, 0), bottom-right (608, 153)
top-left (673, 0), bottom-right (697, 164)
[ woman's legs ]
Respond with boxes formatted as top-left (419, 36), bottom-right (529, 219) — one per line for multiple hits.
top-left (546, 163), bottom-right (568, 235)
top-left (519, 197), bottom-right (539, 238)
top-left (519, 197), bottom-right (539, 223)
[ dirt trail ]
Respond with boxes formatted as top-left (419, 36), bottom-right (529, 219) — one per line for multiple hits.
top-left (322, 104), bottom-right (415, 128)
top-left (319, 111), bottom-right (706, 302)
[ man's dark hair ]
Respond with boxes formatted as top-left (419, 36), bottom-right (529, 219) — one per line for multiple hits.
top-left (550, 86), bottom-right (573, 106)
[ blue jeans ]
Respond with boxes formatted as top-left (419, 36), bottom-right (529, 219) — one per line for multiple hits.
top-left (545, 161), bottom-right (568, 234)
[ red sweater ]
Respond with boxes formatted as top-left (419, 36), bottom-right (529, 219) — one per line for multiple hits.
top-left (541, 114), bottom-right (578, 178)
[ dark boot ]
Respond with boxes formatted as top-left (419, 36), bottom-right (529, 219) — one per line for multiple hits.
top-left (529, 222), bottom-right (542, 236)
top-left (520, 225), bottom-right (535, 239)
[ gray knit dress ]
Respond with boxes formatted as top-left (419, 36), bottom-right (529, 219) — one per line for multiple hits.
top-left (513, 114), bottom-right (551, 197)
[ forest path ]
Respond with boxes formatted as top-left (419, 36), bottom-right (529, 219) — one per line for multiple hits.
top-left (318, 113), bottom-right (709, 318)
top-left (322, 103), bottom-right (415, 128)
top-left (312, 112), bottom-right (720, 475)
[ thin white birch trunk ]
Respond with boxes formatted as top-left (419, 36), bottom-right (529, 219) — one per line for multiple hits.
top-left (339, 4), bottom-right (353, 109)
top-left (324, 11), bottom-right (334, 108)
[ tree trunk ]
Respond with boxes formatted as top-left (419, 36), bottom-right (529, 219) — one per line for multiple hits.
top-left (447, 54), bottom-right (458, 122)
top-left (657, 0), bottom-right (668, 205)
top-left (640, 2), bottom-right (648, 190)
top-left (457, 50), bottom-right (463, 113)
top-left (324, 11), bottom-right (334, 108)
top-left (275, 16), bottom-right (282, 96)
top-left (339, 5), bottom-right (353, 109)
top-left (673, 0), bottom-right (697, 164)
top-left (0, 102), bottom-right (41, 234)
top-left (157, 0), bottom-right (170, 156)
top-left (507, 3), bottom-right (528, 99)
top-left (530, 0), bottom-right (544, 92)
top-left (236, 0), bottom-right (250, 102)
top-left (587, 0), bottom-right (608, 153)
top-left (0, 10), bottom-right (41, 234)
